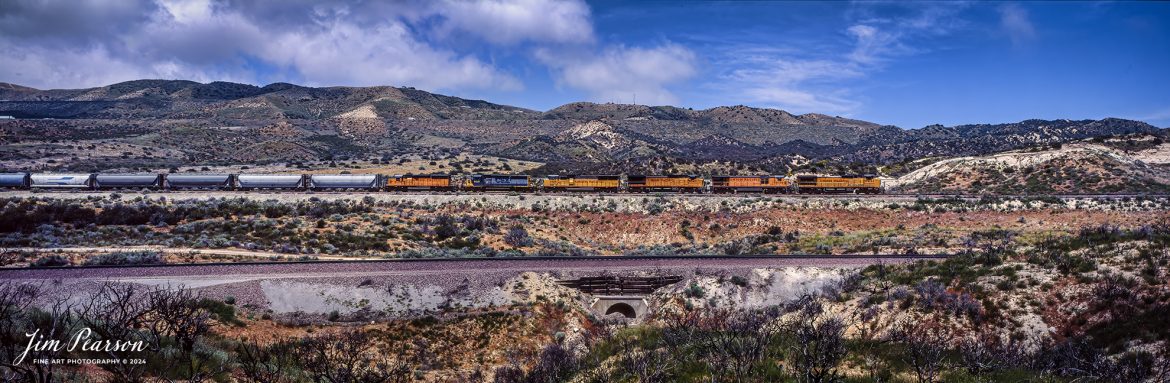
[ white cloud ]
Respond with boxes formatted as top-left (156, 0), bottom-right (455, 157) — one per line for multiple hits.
top-left (847, 24), bottom-right (902, 64)
top-left (721, 59), bottom-right (863, 113)
top-left (432, 0), bottom-right (593, 45)
top-left (998, 3), bottom-right (1036, 47)
top-left (539, 43), bottom-right (697, 105)
top-left (727, 59), bottom-right (862, 84)
top-left (264, 21), bottom-right (521, 90)
top-left (0, 40), bottom-right (250, 89)
top-left (132, 1), bottom-right (267, 66)
top-left (0, 0), bottom-right (542, 91)
top-left (743, 87), bottom-right (860, 115)
top-left (708, 4), bottom-right (974, 116)
top-left (705, 26), bottom-right (882, 114)
top-left (157, 0), bottom-right (214, 23)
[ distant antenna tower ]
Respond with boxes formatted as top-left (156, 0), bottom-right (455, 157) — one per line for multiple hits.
top-left (633, 92), bottom-right (636, 105)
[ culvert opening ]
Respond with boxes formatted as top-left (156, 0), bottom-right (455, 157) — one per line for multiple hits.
top-left (605, 302), bottom-right (637, 318)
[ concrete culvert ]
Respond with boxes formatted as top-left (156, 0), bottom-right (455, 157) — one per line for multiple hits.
top-left (605, 302), bottom-right (637, 318)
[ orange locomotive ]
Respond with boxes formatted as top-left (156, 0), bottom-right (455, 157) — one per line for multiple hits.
top-left (626, 175), bottom-right (704, 193)
top-left (795, 175), bottom-right (882, 194)
top-left (542, 175), bottom-right (622, 192)
top-left (386, 174), bottom-right (452, 191)
top-left (711, 175), bottom-right (791, 194)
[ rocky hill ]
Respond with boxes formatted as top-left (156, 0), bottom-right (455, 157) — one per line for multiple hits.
top-left (0, 80), bottom-right (1166, 190)
top-left (0, 80), bottom-right (536, 120)
top-left (888, 138), bottom-right (1170, 194)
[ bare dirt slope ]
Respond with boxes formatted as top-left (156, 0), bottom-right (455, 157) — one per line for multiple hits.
top-left (890, 142), bottom-right (1170, 194)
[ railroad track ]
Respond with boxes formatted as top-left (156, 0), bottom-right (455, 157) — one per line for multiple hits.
top-left (3, 190), bottom-right (1169, 199)
top-left (0, 254), bottom-right (944, 279)
top-left (5, 253), bottom-right (948, 271)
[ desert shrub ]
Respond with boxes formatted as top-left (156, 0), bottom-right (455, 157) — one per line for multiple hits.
top-left (685, 282), bottom-right (706, 298)
top-left (397, 246), bottom-right (504, 259)
top-left (504, 226), bottom-right (533, 248)
top-left (625, 245), bottom-right (685, 257)
top-left (783, 298), bottom-right (847, 383)
top-left (292, 330), bottom-right (413, 383)
top-left (417, 214), bottom-right (499, 243)
top-left (198, 298), bottom-right (243, 327)
top-left (30, 254), bottom-right (70, 267)
top-left (83, 250), bottom-right (165, 266)
top-left (892, 320), bottom-right (949, 383)
top-left (0, 199), bottom-right (97, 232)
top-left (534, 240), bottom-right (596, 257)
top-left (506, 343), bottom-right (579, 383)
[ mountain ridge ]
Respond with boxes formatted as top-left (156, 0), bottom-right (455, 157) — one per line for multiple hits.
top-left (0, 79), bottom-right (1158, 130)
top-left (0, 79), bottom-right (1165, 180)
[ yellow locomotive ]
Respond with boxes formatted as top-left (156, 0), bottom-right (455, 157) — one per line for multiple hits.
top-left (795, 175), bottom-right (882, 194)
top-left (711, 175), bottom-right (791, 194)
top-left (542, 175), bottom-right (621, 192)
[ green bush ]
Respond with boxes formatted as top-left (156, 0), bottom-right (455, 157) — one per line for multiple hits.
top-left (30, 254), bottom-right (70, 267)
top-left (685, 282), bottom-right (706, 298)
top-left (198, 298), bottom-right (244, 326)
top-left (83, 250), bottom-right (165, 266)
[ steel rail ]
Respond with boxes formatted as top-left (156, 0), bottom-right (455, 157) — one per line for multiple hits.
top-left (1, 253), bottom-right (948, 272)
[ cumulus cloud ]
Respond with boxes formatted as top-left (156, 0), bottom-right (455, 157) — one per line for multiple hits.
top-left (0, 0), bottom-right (156, 44)
top-left (0, 0), bottom-right (592, 90)
top-left (998, 3), bottom-right (1036, 47)
top-left (538, 43), bottom-right (697, 105)
top-left (264, 21), bottom-right (521, 90)
top-left (0, 42), bottom-right (231, 89)
top-left (433, 0), bottom-right (594, 45)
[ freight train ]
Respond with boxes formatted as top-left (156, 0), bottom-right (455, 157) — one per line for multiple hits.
top-left (0, 173), bottom-right (882, 194)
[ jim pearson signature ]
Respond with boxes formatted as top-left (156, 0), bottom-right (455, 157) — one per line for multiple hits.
top-left (13, 328), bottom-right (147, 365)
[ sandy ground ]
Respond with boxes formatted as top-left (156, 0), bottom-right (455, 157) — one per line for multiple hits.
top-left (884, 141), bottom-right (1170, 189)
top-left (1133, 142), bottom-right (1170, 164)
top-left (888, 143), bottom-right (1141, 188)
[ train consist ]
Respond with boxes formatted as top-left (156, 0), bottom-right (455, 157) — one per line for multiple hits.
top-left (0, 173), bottom-right (882, 194)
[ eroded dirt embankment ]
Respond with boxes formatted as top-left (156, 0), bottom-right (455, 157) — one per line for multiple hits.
top-left (5, 258), bottom-right (884, 321)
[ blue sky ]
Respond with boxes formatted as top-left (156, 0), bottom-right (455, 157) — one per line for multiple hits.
top-left (1, 0), bottom-right (1167, 128)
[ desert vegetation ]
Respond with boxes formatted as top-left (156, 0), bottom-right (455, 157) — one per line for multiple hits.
top-left (1, 194), bottom-right (1167, 265)
top-left (4, 225), bottom-right (1169, 382)
top-left (0, 196), bottom-right (1165, 265)
top-left (0, 191), bottom-right (1166, 381)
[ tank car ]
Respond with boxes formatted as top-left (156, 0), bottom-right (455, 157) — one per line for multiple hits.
top-left (0, 173), bottom-right (30, 188)
top-left (308, 174), bottom-right (381, 190)
top-left (166, 174), bottom-right (234, 190)
top-left (94, 174), bottom-right (164, 190)
top-left (236, 174), bottom-right (305, 190)
top-left (30, 173), bottom-right (94, 189)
